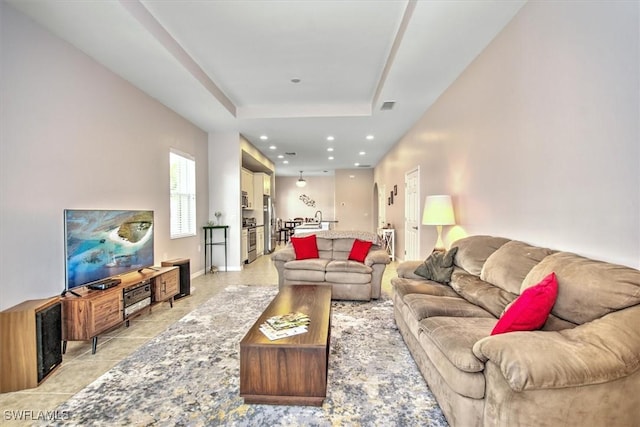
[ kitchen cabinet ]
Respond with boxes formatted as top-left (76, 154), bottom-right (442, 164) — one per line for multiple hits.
top-left (241, 169), bottom-right (254, 209)
top-left (241, 228), bottom-right (248, 262)
top-left (255, 172), bottom-right (271, 196)
top-left (264, 174), bottom-right (271, 196)
top-left (253, 174), bottom-right (265, 223)
top-left (257, 226), bottom-right (264, 256)
top-left (241, 168), bottom-right (252, 193)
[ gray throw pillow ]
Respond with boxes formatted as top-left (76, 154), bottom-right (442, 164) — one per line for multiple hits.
top-left (414, 247), bottom-right (459, 284)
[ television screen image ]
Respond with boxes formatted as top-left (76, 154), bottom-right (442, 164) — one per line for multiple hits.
top-left (64, 210), bottom-right (154, 290)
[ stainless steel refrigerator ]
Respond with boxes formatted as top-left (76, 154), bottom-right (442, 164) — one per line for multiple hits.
top-left (263, 195), bottom-right (276, 253)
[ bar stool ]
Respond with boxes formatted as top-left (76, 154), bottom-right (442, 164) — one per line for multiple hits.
top-left (278, 228), bottom-right (290, 243)
top-left (276, 219), bottom-right (290, 243)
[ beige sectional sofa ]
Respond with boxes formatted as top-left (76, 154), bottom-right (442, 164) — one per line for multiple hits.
top-left (392, 235), bottom-right (640, 427)
top-left (271, 230), bottom-right (390, 301)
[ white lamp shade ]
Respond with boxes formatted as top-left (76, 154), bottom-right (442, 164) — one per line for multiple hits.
top-left (422, 195), bottom-right (455, 225)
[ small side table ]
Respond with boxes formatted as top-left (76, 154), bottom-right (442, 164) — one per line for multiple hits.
top-left (203, 226), bottom-right (228, 273)
top-left (379, 228), bottom-right (395, 261)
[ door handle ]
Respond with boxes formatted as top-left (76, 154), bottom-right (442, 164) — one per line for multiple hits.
top-left (412, 226), bottom-right (418, 230)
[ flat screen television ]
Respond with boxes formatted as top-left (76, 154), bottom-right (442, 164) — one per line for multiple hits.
top-left (64, 209), bottom-right (154, 291)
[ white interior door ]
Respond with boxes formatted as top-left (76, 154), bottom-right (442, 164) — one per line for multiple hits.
top-left (404, 168), bottom-right (420, 260)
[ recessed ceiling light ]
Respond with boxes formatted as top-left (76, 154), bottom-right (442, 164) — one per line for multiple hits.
top-left (327, 147), bottom-right (334, 152)
top-left (349, 175), bottom-right (355, 179)
top-left (328, 156), bottom-right (334, 160)
top-left (269, 145), bottom-right (277, 150)
top-left (277, 155), bottom-right (284, 159)
top-left (291, 78), bottom-right (301, 83)
top-left (327, 136), bottom-right (335, 141)
top-left (359, 151), bottom-right (366, 155)
top-left (354, 162), bottom-right (360, 167)
top-left (260, 135), bottom-right (268, 140)
top-left (283, 160), bottom-right (289, 164)
top-left (366, 135), bottom-right (374, 140)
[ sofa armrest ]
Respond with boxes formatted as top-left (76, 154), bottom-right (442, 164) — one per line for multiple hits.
top-left (472, 305), bottom-right (640, 392)
top-left (271, 247), bottom-right (296, 263)
top-left (395, 260), bottom-right (424, 279)
top-left (365, 249), bottom-right (391, 266)
top-left (271, 247), bottom-right (296, 289)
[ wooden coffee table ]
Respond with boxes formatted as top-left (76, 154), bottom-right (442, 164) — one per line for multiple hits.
top-left (240, 285), bottom-right (332, 406)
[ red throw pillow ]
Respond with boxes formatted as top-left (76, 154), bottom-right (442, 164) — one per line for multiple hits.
top-left (348, 239), bottom-right (373, 263)
top-left (491, 272), bottom-right (558, 335)
top-left (290, 234), bottom-right (319, 260)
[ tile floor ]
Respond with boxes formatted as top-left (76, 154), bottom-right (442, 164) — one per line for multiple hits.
top-left (0, 250), bottom-right (398, 426)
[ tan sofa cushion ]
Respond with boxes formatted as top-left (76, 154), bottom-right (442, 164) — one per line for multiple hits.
top-left (392, 277), bottom-right (460, 299)
top-left (522, 252), bottom-right (640, 324)
top-left (314, 236), bottom-right (387, 265)
top-left (326, 260), bottom-right (372, 274)
top-left (420, 317), bottom-right (494, 373)
top-left (453, 235), bottom-right (511, 275)
top-left (283, 259), bottom-right (329, 283)
top-left (325, 271), bottom-right (371, 284)
top-left (284, 269), bottom-right (325, 282)
top-left (404, 294), bottom-right (494, 321)
top-left (450, 269), bottom-right (517, 318)
top-left (284, 258), bottom-right (329, 271)
top-left (324, 259), bottom-right (373, 284)
top-left (542, 314), bottom-right (577, 331)
top-left (316, 237), bottom-right (334, 259)
top-left (480, 241), bottom-right (555, 295)
top-left (418, 317), bottom-right (496, 399)
top-left (331, 238), bottom-right (356, 260)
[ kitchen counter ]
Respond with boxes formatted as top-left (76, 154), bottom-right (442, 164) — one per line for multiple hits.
top-left (293, 221), bottom-right (337, 234)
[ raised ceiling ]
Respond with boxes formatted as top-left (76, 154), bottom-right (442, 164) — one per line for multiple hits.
top-left (9, 0), bottom-right (526, 176)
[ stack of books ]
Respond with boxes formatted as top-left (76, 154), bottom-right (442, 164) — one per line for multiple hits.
top-left (259, 312), bottom-right (310, 341)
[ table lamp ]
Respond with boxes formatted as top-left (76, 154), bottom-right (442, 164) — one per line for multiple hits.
top-left (422, 195), bottom-right (455, 251)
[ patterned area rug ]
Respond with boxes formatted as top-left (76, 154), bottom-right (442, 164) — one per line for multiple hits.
top-left (50, 285), bottom-right (448, 426)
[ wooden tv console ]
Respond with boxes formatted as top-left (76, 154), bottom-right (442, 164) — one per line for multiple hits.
top-left (60, 266), bottom-right (179, 354)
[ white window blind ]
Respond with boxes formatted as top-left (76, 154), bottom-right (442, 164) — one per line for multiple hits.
top-left (170, 149), bottom-right (196, 238)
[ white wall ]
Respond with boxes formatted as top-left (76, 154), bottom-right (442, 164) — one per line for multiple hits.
top-left (274, 169), bottom-right (376, 232)
top-left (375, 1), bottom-right (640, 267)
top-left (274, 175), bottom-right (336, 223)
top-left (335, 169), bottom-right (375, 232)
top-left (0, 4), bottom-right (209, 310)
top-left (208, 132), bottom-right (242, 271)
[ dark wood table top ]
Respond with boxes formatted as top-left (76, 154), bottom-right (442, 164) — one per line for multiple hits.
top-left (240, 285), bottom-right (332, 348)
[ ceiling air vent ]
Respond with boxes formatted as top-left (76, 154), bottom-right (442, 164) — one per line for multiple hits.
top-left (285, 152), bottom-right (296, 156)
top-left (380, 101), bottom-right (395, 111)
top-left (357, 164), bottom-right (371, 168)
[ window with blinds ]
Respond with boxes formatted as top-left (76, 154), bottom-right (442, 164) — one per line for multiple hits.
top-left (170, 149), bottom-right (196, 239)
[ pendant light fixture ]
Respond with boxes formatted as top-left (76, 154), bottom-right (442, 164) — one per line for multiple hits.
top-left (296, 170), bottom-right (307, 188)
